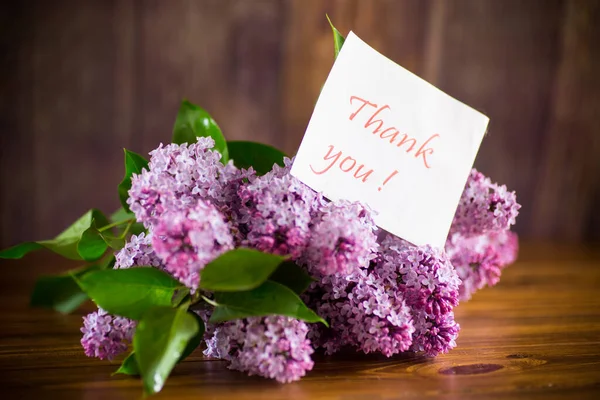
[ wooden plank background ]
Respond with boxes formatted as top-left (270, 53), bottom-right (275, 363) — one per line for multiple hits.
top-left (1, 0), bottom-right (599, 247)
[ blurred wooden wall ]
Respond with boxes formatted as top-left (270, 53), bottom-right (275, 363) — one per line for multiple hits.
top-left (1, 0), bottom-right (599, 247)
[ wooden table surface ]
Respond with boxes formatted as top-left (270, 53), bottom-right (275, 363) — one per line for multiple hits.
top-left (1, 243), bottom-right (599, 399)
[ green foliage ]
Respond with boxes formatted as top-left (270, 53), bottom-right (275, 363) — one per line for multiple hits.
top-left (0, 242), bottom-right (44, 259)
top-left (268, 260), bottom-right (314, 295)
top-left (134, 305), bottom-right (200, 395)
top-left (210, 280), bottom-right (327, 326)
top-left (74, 267), bottom-right (188, 320)
top-left (326, 15), bottom-right (345, 58)
top-left (199, 249), bottom-right (286, 292)
top-left (114, 352), bottom-right (139, 376)
top-left (31, 275), bottom-right (89, 314)
top-left (114, 310), bottom-right (204, 378)
top-left (55, 209), bottom-right (111, 242)
top-left (110, 207), bottom-right (133, 222)
top-left (118, 149), bottom-right (149, 212)
top-left (0, 209), bottom-right (110, 261)
top-left (227, 141), bottom-right (286, 175)
top-left (5, 94), bottom-right (333, 396)
top-left (30, 256), bottom-right (114, 313)
top-left (77, 223), bottom-right (110, 261)
top-left (110, 208), bottom-right (145, 236)
top-left (172, 100), bottom-right (229, 162)
top-left (177, 311), bottom-right (205, 362)
top-left (30, 264), bottom-right (99, 313)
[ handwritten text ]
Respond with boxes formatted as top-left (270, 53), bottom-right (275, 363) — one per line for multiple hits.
top-left (349, 96), bottom-right (440, 168)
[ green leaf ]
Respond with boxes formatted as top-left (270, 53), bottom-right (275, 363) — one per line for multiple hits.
top-left (114, 352), bottom-right (140, 376)
top-left (30, 274), bottom-right (89, 314)
top-left (227, 141), bottom-right (286, 175)
top-left (326, 14), bottom-right (345, 59)
top-left (0, 242), bottom-right (43, 259)
top-left (210, 280), bottom-right (327, 325)
top-left (74, 267), bottom-right (188, 320)
top-left (99, 232), bottom-right (126, 250)
top-left (115, 311), bottom-right (203, 378)
top-left (178, 312), bottom-right (205, 362)
top-left (172, 100), bottom-right (229, 162)
top-left (78, 217), bottom-right (131, 259)
top-left (0, 209), bottom-right (110, 261)
top-left (269, 261), bottom-right (314, 295)
top-left (103, 255), bottom-right (117, 269)
top-left (55, 209), bottom-right (111, 241)
top-left (110, 208), bottom-right (145, 237)
top-left (117, 149), bottom-right (149, 212)
top-left (199, 248), bottom-right (286, 292)
top-left (30, 260), bottom-right (111, 314)
top-left (110, 207), bottom-right (133, 222)
top-left (170, 289), bottom-right (191, 308)
top-left (134, 305), bottom-right (199, 395)
top-left (77, 223), bottom-right (108, 261)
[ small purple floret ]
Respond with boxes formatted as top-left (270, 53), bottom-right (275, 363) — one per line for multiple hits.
top-left (115, 232), bottom-right (164, 269)
top-left (152, 200), bottom-right (234, 290)
top-left (451, 169), bottom-right (521, 237)
top-left (378, 236), bottom-right (461, 356)
top-left (80, 308), bottom-right (136, 360)
top-left (204, 316), bottom-right (314, 383)
top-left (305, 200), bottom-right (378, 276)
top-left (127, 137), bottom-right (251, 228)
top-left (446, 230), bottom-right (519, 300)
top-left (236, 158), bottom-right (318, 258)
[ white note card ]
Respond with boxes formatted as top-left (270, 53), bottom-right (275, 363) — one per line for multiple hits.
top-left (291, 32), bottom-right (489, 248)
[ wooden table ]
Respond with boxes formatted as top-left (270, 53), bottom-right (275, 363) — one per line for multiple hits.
top-left (1, 243), bottom-right (599, 399)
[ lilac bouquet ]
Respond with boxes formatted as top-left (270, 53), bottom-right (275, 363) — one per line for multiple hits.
top-left (0, 20), bottom-right (520, 395)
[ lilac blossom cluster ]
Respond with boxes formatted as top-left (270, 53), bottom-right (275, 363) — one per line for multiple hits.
top-left (235, 161), bottom-right (317, 258)
top-left (305, 235), bottom-right (460, 358)
top-left (450, 169), bottom-right (520, 237)
top-left (304, 200), bottom-right (379, 276)
top-left (446, 230), bottom-right (519, 300)
top-left (114, 232), bottom-right (164, 269)
top-left (204, 316), bottom-right (314, 383)
top-left (445, 169), bottom-right (521, 300)
top-left (127, 138), bottom-right (244, 227)
top-left (81, 308), bottom-right (136, 360)
top-left (80, 139), bottom-right (520, 384)
top-left (151, 200), bottom-right (234, 290)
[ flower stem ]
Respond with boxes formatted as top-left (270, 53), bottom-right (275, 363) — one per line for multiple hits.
top-left (118, 220), bottom-right (135, 239)
top-left (98, 218), bottom-right (135, 233)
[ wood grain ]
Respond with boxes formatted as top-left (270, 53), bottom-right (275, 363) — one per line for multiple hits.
top-left (430, 0), bottom-right (565, 239)
top-left (1, 0), bottom-right (600, 246)
top-left (532, 0), bottom-right (600, 241)
top-left (0, 243), bottom-right (599, 399)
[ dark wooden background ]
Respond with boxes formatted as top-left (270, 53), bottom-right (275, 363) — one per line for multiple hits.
top-left (1, 0), bottom-right (599, 248)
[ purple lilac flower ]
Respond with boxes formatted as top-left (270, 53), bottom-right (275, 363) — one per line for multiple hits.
top-left (114, 232), bottom-right (164, 269)
top-left (304, 234), bottom-right (460, 358)
top-left (494, 230), bottom-right (519, 266)
top-left (128, 137), bottom-right (250, 228)
top-left (451, 169), bottom-right (521, 237)
top-left (378, 235), bottom-right (461, 356)
top-left (204, 316), bottom-right (314, 383)
top-left (304, 200), bottom-right (379, 276)
top-left (216, 163), bottom-right (256, 221)
top-left (410, 312), bottom-right (460, 357)
top-left (80, 308), bottom-right (136, 360)
top-left (152, 200), bottom-right (234, 290)
top-left (446, 230), bottom-right (519, 300)
top-left (236, 158), bottom-right (319, 258)
top-left (307, 270), bottom-right (415, 357)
